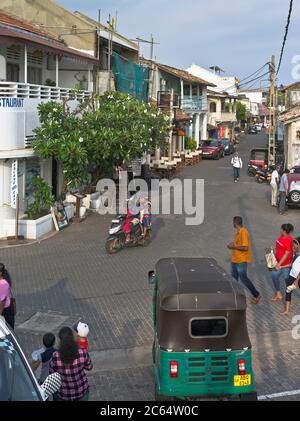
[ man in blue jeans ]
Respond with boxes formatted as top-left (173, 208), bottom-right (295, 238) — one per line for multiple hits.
top-left (228, 216), bottom-right (261, 304)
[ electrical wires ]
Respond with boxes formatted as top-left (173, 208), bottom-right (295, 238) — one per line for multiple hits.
top-left (277, 0), bottom-right (294, 75)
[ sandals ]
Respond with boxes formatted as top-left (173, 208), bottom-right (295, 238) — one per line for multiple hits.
top-left (271, 295), bottom-right (283, 302)
top-left (251, 296), bottom-right (261, 305)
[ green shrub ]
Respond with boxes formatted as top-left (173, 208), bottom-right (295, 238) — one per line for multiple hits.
top-left (185, 136), bottom-right (197, 151)
top-left (26, 177), bottom-right (55, 220)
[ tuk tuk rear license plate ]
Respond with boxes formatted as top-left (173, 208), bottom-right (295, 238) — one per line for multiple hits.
top-left (234, 375), bottom-right (252, 387)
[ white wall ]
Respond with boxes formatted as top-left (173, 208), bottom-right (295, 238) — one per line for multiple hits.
top-left (239, 91), bottom-right (263, 105)
top-left (187, 64), bottom-right (237, 94)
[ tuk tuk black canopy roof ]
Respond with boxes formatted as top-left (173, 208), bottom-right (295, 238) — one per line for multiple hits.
top-left (154, 258), bottom-right (251, 352)
top-left (155, 258), bottom-right (247, 312)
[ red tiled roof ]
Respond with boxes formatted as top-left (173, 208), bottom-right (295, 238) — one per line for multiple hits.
top-left (258, 103), bottom-right (270, 116)
top-left (282, 80), bottom-right (300, 92)
top-left (174, 109), bottom-right (192, 122)
top-left (157, 63), bottom-right (216, 87)
top-left (0, 11), bottom-right (98, 63)
top-left (0, 11), bottom-right (58, 40)
top-left (280, 106), bottom-right (300, 124)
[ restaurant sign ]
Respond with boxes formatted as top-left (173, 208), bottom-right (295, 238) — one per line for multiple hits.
top-left (0, 98), bottom-right (24, 108)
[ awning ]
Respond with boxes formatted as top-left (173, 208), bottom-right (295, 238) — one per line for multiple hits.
top-left (174, 109), bottom-right (192, 122)
top-left (0, 28), bottom-right (99, 64)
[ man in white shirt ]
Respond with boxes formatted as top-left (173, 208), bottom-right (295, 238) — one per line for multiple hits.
top-left (270, 166), bottom-right (280, 207)
top-left (231, 152), bottom-right (243, 183)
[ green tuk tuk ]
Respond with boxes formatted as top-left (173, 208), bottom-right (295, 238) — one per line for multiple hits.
top-left (149, 257), bottom-right (257, 401)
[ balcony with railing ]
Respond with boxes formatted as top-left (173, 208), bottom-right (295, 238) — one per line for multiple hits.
top-left (0, 82), bottom-right (92, 100)
top-left (0, 82), bottom-right (93, 153)
top-left (181, 95), bottom-right (208, 112)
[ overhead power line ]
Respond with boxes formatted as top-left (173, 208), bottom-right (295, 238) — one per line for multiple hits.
top-left (238, 71), bottom-right (270, 89)
top-left (277, 0), bottom-right (294, 75)
top-left (238, 63), bottom-right (270, 85)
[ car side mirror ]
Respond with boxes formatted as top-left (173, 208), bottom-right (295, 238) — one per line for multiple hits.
top-left (41, 373), bottom-right (61, 400)
top-left (148, 271), bottom-right (156, 285)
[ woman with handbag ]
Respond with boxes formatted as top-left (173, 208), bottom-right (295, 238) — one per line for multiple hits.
top-left (271, 224), bottom-right (294, 302)
top-left (281, 238), bottom-right (300, 316)
top-left (0, 263), bottom-right (15, 330)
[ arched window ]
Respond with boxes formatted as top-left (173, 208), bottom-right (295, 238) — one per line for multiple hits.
top-left (210, 102), bottom-right (217, 113)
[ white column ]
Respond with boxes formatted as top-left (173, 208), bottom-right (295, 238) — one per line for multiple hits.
top-left (87, 69), bottom-right (92, 92)
top-left (155, 147), bottom-right (161, 160)
top-left (188, 117), bottom-right (193, 138)
top-left (180, 79), bottom-right (184, 102)
top-left (55, 55), bottom-right (59, 87)
top-left (24, 45), bottom-right (28, 83)
top-left (194, 114), bottom-right (200, 147)
top-left (202, 113), bottom-right (208, 140)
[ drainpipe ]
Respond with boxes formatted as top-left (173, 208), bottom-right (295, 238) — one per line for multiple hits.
top-left (24, 45), bottom-right (28, 84)
top-left (55, 55), bottom-right (59, 87)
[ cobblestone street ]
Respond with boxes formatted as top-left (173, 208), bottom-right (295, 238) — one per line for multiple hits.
top-left (1, 133), bottom-right (300, 401)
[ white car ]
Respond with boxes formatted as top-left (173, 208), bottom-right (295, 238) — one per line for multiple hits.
top-left (0, 317), bottom-right (60, 401)
top-left (254, 124), bottom-right (263, 132)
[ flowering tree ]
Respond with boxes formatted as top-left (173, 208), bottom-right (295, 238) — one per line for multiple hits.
top-left (33, 92), bottom-right (170, 191)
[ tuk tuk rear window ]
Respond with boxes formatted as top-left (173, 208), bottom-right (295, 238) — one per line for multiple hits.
top-left (190, 318), bottom-right (228, 338)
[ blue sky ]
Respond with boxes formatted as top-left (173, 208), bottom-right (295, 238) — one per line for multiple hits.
top-left (59, 0), bottom-right (300, 84)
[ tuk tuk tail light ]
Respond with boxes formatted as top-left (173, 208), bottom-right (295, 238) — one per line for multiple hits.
top-left (238, 359), bottom-right (246, 375)
top-left (170, 361), bottom-right (178, 378)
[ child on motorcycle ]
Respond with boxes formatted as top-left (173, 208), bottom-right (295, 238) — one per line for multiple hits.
top-left (140, 198), bottom-right (152, 238)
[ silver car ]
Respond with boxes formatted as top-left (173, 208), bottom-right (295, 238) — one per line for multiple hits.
top-left (0, 317), bottom-right (60, 401)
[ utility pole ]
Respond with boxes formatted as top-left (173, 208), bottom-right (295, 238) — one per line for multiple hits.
top-left (135, 36), bottom-right (160, 101)
top-left (168, 89), bottom-right (174, 161)
top-left (107, 14), bottom-right (114, 91)
top-left (97, 10), bottom-right (101, 61)
top-left (269, 55), bottom-right (277, 166)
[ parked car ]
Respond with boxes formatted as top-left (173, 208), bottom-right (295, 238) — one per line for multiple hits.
top-left (0, 317), bottom-right (60, 401)
top-left (149, 258), bottom-right (258, 401)
top-left (220, 138), bottom-right (235, 155)
top-left (287, 170), bottom-right (300, 207)
top-left (201, 140), bottom-right (225, 160)
top-left (248, 127), bottom-right (258, 135)
top-left (254, 124), bottom-right (263, 132)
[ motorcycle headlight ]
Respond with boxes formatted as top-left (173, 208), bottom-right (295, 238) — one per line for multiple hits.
top-left (110, 225), bottom-right (122, 235)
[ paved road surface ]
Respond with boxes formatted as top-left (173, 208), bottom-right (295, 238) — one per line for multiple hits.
top-left (2, 133), bottom-right (300, 401)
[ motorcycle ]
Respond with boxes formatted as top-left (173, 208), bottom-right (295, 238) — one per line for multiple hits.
top-left (248, 164), bottom-right (261, 177)
top-left (256, 168), bottom-right (272, 184)
top-left (105, 212), bottom-right (152, 255)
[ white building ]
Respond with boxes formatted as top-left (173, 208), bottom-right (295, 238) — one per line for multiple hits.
top-left (186, 64), bottom-right (238, 95)
top-left (0, 12), bottom-right (98, 239)
top-left (238, 88), bottom-right (268, 105)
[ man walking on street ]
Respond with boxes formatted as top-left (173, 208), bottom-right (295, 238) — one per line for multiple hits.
top-left (227, 216), bottom-right (261, 304)
top-left (231, 152), bottom-right (243, 183)
top-left (270, 166), bottom-right (280, 207)
top-left (279, 169), bottom-right (290, 215)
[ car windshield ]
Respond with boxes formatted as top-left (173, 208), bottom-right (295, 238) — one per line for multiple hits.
top-left (0, 336), bottom-right (40, 401)
top-left (221, 139), bottom-right (230, 145)
top-left (203, 141), bottom-right (218, 147)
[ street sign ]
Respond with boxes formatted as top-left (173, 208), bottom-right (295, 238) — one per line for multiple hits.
top-left (11, 159), bottom-right (18, 209)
